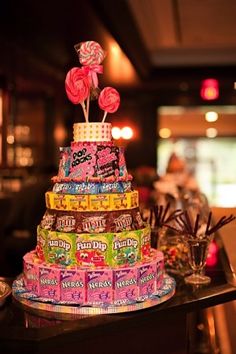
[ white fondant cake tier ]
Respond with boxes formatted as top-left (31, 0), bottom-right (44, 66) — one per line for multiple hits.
top-left (73, 122), bottom-right (112, 142)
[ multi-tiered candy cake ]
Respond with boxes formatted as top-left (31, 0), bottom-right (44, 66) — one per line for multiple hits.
top-left (20, 41), bottom-right (167, 308)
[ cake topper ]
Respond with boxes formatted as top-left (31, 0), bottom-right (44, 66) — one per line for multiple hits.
top-left (65, 40), bottom-right (120, 123)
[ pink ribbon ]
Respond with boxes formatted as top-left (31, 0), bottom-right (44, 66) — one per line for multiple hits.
top-left (84, 64), bottom-right (103, 88)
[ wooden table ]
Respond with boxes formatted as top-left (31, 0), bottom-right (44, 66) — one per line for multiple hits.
top-left (0, 231), bottom-right (236, 354)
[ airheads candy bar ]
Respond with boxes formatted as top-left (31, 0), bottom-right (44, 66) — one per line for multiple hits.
top-left (40, 208), bottom-right (143, 233)
top-left (45, 191), bottom-right (139, 212)
top-left (52, 174), bottom-right (133, 184)
top-left (113, 267), bottom-right (138, 305)
top-left (60, 269), bottom-right (86, 303)
top-left (87, 269), bottom-right (113, 305)
top-left (53, 181), bottom-right (98, 194)
top-left (52, 181), bottom-right (132, 195)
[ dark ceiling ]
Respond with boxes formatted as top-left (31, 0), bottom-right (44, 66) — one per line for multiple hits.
top-left (1, 0), bottom-right (236, 91)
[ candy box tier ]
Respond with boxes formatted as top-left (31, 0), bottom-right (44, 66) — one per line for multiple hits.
top-left (45, 191), bottom-right (139, 212)
top-left (52, 180), bottom-right (132, 195)
top-left (40, 208), bottom-right (144, 233)
top-left (57, 140), bottom-right (128, 179)
top-left (23, 249), bottom-right (164, 305)
top-left (36, 224), bottom-right (151, 268)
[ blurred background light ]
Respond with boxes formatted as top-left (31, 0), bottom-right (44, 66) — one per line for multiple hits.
top-left (159, 128), bottom-right (171, 138)
top-left (112, 126), bottom-right (122, 140)
top-left (206, 127), bottom-right (218, 138)
top-left (121, 126), bottom-right (133, 140)
top-left (200, 78), bottom-right (219, 100)
top-left (205, 111), bottom-right (218, 122)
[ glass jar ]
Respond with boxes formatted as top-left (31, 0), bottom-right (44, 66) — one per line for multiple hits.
top-left (151, 226), bottom-right (167, 249)
top-left (158, 231), bottom-right (190, 276)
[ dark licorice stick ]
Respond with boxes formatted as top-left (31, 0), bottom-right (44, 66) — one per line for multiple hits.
top-left (164, 224), bottom-right (184, 235)
top-left (179, 214), bottom-right (192, 234)
top-left (175, 217), bottom-right (185, 229)
top-left (206, 211), bottom-right (212, 235)
top-left (149, 207), bottom-right (154, 227)
top-left (208, 216), bottom-right (227, 234)
top-left (193, 213), bottom-right (200, 237)
top-left (154, 206), bottom-right (159, 222)
top-left (184, 210), bottom-right (193, 235)
top-left (161, 202), bottom-right (170, 224)
top-left (159, 205), bottom-right (163, 224)
top-left (165, 209), bottom-right (182, 223)
top-left (208, 215), bottom-right (235, 235)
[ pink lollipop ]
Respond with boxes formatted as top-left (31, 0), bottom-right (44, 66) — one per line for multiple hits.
top-left (65, 67), bottom-right (90, 104)
top-left (79, 41), bottom-right (105, 66)
top-left (98, 87), bottom-right (120, 122)
top-left (65, 67), bottom-right (90, 121)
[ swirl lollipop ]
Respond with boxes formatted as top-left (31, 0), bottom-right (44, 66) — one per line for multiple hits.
top-left (65, 67), bottom-right (90, 121)
top-left (77, 41), bottom-right (105, 66)
top-left (98, 87), bottom-right (120, 122)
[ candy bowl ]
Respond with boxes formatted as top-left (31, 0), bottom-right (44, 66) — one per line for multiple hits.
top-left (158, 234), bottom-right (190, 276)
top-left (0, 281), bottom-right (11, 307)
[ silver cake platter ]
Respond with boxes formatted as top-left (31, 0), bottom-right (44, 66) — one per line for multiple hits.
top-left (12, 274), bottom-right (175, 316)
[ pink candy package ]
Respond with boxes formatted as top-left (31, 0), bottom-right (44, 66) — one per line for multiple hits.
top-left (39, 266), bottom-right (60, 301)
top-left (113, 267), bottom-right (138, 305)
top-left (156, 258), bottom-right (164, 288)
top-left (60, 269), bottom-right (86, 303)
top-left (138, 262), bottom-right (157, 300)
top-left (23, 259), bottom-right (39, 295)
top-left (87, 269), bottom-right (113, 305)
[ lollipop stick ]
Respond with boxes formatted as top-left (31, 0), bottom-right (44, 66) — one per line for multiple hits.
top-left (102, 111), bottom-right (108, 123)
top-left (86, 95), bottom-right (90, 122)
top-left (81, 102), bottom-right (88, 122)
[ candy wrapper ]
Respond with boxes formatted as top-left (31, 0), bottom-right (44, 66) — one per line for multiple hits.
top-left (39, 266), bottom-right (60, 301)
top-left (95, 145), bottom-right (120, 178)
top-left (111, 231), bottom-right (140, 267)
top-left (119, 147), bottom-right (128, 177)
top-left (138, 262), bottom-right (157, 301)
top-left (58, 147), bottom-right (71, 178)
top-left (87, 269), bottom-right (113, 305)
top-left (23, 256), bottom-right (39, 295)
top-left (60, 269), bottom-right (86, 303)
top-left (75, 233), bottom-right (110, 267)
top-left (69, 144), bottom-right (97, 178)
top-left (113, 267), bottom-right (138, 305)
top-left (46, 231), bottom-right (76, 266)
